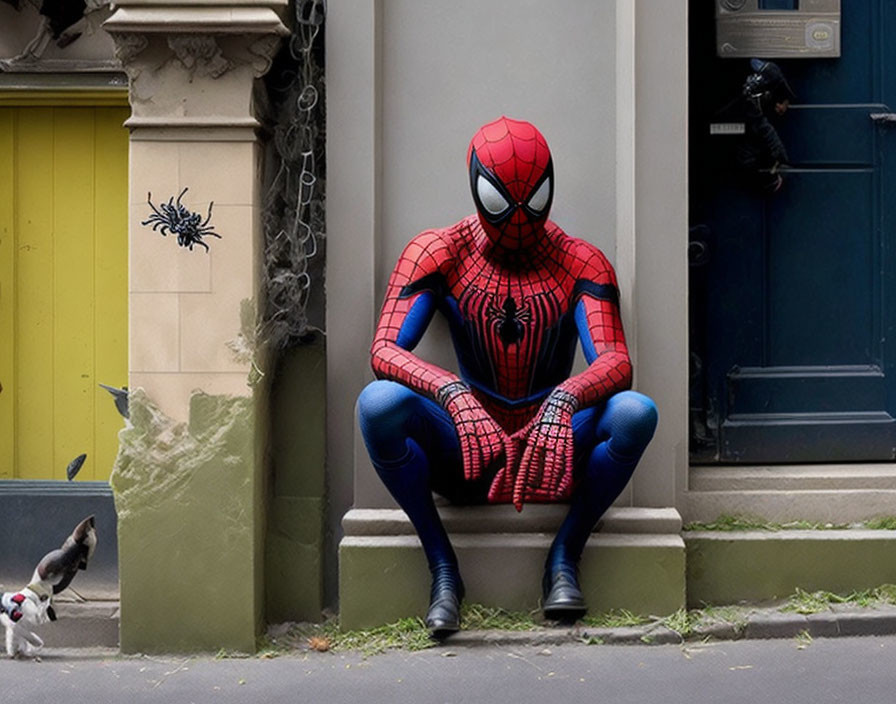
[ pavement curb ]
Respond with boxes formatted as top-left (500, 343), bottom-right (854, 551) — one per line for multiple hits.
top-left (442, 604), bottom-right (896, 648)
top-left (42, 602), bottom-right (896, 653)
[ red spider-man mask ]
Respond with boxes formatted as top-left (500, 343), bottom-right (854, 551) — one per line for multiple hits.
top-left (467, 116), bottom-right (554, 252)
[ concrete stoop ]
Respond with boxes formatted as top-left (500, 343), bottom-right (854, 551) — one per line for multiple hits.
top-left (684, 465), bottom-right (896, 524)
top-left (686, 529), bottom-right (896, 607)
top-left (339, 506), bottom-right (686, 630)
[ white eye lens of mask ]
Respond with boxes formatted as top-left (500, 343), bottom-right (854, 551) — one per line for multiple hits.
top-left (527, 177), bottom-right (551, 213)
top-left (476, 175), bottom-right (510, 215)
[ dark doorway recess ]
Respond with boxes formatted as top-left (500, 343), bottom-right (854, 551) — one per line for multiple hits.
top-left (689, 1), bottom-right (896, 463)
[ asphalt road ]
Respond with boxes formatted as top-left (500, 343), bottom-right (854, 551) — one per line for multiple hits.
top-left (3, 636), bottom-right (895, 704)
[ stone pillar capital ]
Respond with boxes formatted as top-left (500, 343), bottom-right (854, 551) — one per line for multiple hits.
top-left (104, 2), bottom-right (289, 131)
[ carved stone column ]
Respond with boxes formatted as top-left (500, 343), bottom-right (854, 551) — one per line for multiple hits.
top-left (104, 1), bottom-right (287, 654)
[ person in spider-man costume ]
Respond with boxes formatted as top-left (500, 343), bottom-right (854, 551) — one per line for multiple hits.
top-left (358, 117), bottom-right (658, 636)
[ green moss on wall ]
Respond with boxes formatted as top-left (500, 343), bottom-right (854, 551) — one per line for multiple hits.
top-left (111, 389), bottom-right (261, 654)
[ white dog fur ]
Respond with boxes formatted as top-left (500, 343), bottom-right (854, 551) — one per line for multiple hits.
top-left (2, 587), bottom-right (52, 659)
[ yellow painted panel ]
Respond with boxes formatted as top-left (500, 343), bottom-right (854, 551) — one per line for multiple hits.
top-left (15, 108), bottom-right (56, 480)
top-left (1, 106), bottom-right (128, 481)
top-left (0, 111), bottom-right (14, 479)
top-left (92, 107), bottom-right (130, 481)
top-left (53, 108), bottom-right (97, 481)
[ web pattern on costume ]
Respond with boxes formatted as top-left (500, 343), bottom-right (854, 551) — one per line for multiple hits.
top-left (371, 220), bottom-right (629, 410)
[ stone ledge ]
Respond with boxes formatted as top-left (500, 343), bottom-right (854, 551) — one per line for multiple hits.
top-left (103, 7), bottom-right (289, 35)
top-left (343, 533), bottom-right (685, 551)
top-left (690, 464), bottom-right (896, 491)
top-left (125, 116), bottom-right (260, 129)
top-left (343, 506), bottom-right (682, 537)
top-left (128, 125), bottom-right (261, 142)
top-left (683, 488), bottom-right (896, 524)
top-left (685, 464), bottom-right (896, 524)
top-left (686, 530), bottom-right (896, 607)
top-left (113, 0), bottom-right (288, 7)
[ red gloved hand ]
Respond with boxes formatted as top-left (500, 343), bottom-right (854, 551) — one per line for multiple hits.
top-left (512, 389), bottom-right (578, 510)
top-left (438, 381), bottom-right (514, 482)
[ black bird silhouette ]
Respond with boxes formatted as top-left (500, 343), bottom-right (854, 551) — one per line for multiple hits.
top-left (98, 383), bottom-right (129, 419)
top-left (65, 454), bottom-right (87, 481)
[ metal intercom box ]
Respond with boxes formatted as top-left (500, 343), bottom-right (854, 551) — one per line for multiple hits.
top-left (716, 0), bottom-right (841, 58)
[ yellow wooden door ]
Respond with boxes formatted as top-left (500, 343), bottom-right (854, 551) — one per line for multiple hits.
top-left (0, 102), bottom-right (128, 481)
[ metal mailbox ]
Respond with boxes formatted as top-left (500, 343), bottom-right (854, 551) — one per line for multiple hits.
top-left (716, 0), bottom-right (840, 58)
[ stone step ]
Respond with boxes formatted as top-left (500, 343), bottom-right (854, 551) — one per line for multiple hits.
top-left (339, 507), bottom-right (686, 630)
top-left (684, 465), bottom-right (896, 524)
top-left (343, 505), bottom-right (682, 536)
top-left (686, 529), bottom-right (896, 607)
top-left (29, 600), bottom-right (120, 650)
top-left (689, 464), bottom-right (896, 491)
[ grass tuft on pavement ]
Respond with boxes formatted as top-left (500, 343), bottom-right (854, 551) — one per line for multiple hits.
top-left (782, 585), bottom-right (896, 614)
top-left (258, 583), bottom-right (896, 656)
top-left (461, 603), bottom-right (540, 631)
top-left (582, 609), bottom-right (652, 629)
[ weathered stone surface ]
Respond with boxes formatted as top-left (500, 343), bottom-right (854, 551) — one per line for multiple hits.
top-left (743, 612), bottom-right (808, 640)
top-left (111, 389), bottom-right (260, 653)
top-left (686, 530), bottom-right (896, 608)
top-left (339, 530), bottom-right (685, 631)
top-left (342, 506), bottom-right (681, 536)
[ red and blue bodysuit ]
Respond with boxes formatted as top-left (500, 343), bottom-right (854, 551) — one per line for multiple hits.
top-left (358, 117), bottom-right (657, 635)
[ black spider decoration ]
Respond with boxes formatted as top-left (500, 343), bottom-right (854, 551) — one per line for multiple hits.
top-left (141, 188), bottom-right (222, 252)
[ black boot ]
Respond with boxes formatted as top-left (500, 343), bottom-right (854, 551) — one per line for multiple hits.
top-left (542, 562), bottom-right (587, 622)
top-left (425, 567), bottom-right (465, 638)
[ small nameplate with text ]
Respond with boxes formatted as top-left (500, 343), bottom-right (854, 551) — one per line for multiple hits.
top-left (710, 122), bottom-right (746, 135)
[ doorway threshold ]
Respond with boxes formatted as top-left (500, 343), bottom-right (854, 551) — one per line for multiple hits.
top-left (684, 464), bottom-right (896, 524)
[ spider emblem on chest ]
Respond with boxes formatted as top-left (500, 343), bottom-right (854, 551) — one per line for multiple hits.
top-left (486, 295), bottom-right (533, 346)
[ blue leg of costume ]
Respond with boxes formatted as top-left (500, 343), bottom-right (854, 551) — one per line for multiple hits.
top-left (357, 380), bottom-right (466, 635)
top-left (543, 390), bottom-right (658, 619)
top-left (359, 381), bottom-right (658, 626)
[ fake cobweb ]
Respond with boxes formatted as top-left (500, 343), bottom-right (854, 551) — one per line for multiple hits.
top-left (258, 0), bottom-right (326, 352)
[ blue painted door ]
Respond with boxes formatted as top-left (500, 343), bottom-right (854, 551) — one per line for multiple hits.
top-left (689, 1), bottom-right (896, 462)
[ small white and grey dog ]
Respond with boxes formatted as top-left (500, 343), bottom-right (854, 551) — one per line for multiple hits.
top-left (0, 587), bottom-right (52, 658)
top-left (1, 516), bottom-right (97, 659)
